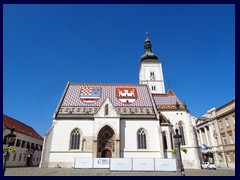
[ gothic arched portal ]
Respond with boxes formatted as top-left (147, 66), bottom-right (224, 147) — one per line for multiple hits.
top-left (97, 125), bottom-right (115, 158)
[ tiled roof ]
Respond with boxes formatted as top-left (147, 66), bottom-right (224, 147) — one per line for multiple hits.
top-left (153, 90), bottom-right (186, 110)
top-left (59, 83), bottom-right (155, 115)
top-left (3, 115), bottom-right (43, 140)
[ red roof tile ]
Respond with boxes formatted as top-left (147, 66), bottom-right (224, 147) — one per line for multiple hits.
top-left (3, 115), bottom-right (43, 141)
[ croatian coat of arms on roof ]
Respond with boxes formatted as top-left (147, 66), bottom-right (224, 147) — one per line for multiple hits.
top-left (80, 87), bottom-right (101, 104)
top-left (116, 88), bottom-right (138, 103)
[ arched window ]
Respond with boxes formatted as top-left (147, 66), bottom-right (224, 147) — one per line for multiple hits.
top-left (163, 132), bottom-right (168, 150)
top-left (179, 122), bottom-right (186, 145)
top-left (170, 132), bottom-right (174, 149)
top-left (105, 104), bottom-right (109, 116)
top-left (70, 129), bottom-right (80, 150)
top-left (150, 71), bottom-right (155, 80)
top-left (137, 129), bottom-right (147, 149)
top-left (151, 85), bottom-right (156, 91)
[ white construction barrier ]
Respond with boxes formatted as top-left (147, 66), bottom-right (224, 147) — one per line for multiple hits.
top-left (132, 158), bottom-right (155, 171)
top-left (74, 157), bottom-right (177, 171)
top-left (154, 158), bottom-right (177, 171)
top-left (110, 158), bottom-right (132, 171)
top-left (74, 157), bottom-right (93, 168)
top-left (93, 158), bottom-right (110, 168)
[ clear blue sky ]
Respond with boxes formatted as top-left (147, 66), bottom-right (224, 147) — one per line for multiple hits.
top-left (3, 4), bottom-right (235, 137)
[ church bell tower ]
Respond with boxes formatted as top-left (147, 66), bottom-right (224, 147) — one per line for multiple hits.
top-left (139, 32), bottom-right (165, 94)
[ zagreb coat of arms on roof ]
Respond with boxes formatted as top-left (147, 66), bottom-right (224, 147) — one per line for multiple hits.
top-left (116, 88), bottom-right (138, 103)
top-left (80, 87), bottom-right (101, 104)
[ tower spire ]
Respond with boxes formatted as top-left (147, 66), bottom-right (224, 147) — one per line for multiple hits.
top-left (139, 33), bottom-right (165, 94)
top-left (141, 32), bottom-right (158, 61)
top-left (144, 32), bottom-right (152, 52)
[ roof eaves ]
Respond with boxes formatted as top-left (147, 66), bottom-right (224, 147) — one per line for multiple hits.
top-left (54, 81), bottom-right (71, 119)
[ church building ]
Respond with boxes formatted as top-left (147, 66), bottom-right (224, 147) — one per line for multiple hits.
top-left (40, 33), bottom-right (201, 169)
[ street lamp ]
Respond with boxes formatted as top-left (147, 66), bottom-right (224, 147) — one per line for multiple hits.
top-left (3, 128), bottom-right (16, 176)
top-left (173, 128), bottom-right (185, 176)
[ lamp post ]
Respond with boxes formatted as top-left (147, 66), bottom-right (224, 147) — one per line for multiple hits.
top-left (173, 128), bottom-right (185, 176)
top-left (3, 128), bottom-right (16, 176)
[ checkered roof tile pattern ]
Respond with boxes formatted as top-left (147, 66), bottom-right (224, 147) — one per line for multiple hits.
top-left (153, 94), bottom-right (182, 105)
top-left (61, 83), bottom-right (153, 107)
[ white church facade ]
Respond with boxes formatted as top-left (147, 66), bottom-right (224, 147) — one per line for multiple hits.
top-left (40, 34), bottom-right (201, 169)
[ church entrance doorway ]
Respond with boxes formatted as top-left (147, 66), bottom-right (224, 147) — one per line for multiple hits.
top-left (101, 149), bottom-right (112, 158)
top-left (97, 125), bottom-right (115, 158)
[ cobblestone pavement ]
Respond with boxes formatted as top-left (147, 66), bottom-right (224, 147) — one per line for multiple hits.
top-left (5, 167), bottom-right (235, 176)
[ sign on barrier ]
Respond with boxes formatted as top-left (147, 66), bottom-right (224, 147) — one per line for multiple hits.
top-left (93, 158), bottom-right (110, 168)
top-left (132, 158), bottom-right (155, 171)
top-left (110, 158), bottom-right (132, 171)
top-left (74, 157), bottom-right (93, 168)
top-left (154, 158), bottom-right (177, 171)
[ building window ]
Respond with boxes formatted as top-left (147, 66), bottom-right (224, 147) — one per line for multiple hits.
top-left (179, 123), bottom-right (186, 145)
top-left (151, 85), bottom-right (156, 91)
top-left (105, 104), bottom-right (109, 116)
top-left (227, 153), bottom-right (231, 162)
top-left (212, 123), bottom-right (215, 130)
top-left (229, 134), bottom-right (234, 144)
top-left (6, 153), bottom-right (10, 161)
top-left (13, 153), bottom-right (17, 161)
top-left (225, 118), bottom-right (230, 127)
top-left (170, 132), bottom-right (174, 149)
top-left (35, 144), bottom-right (39, 151)
top-left (222, 136), bottom-right (227, 145)
top-left (31, 143), bottom-right (35, 150)
top-left (36, 157), bottom-right (39, 162)
top-left (219, 121), bottom-right (223, 129)
top-left (39, 145), bottom-right (43, 151)
top-left (150, 71), bottom-right (155, 80)
top-left (4, 136), bottom-right (16, 146)
top-left (21, 140), bottom-right (26, 148)
top-left (3, 136), bottom-right (7, 145)
top-left (23, 154), bottom-right (27, 161)
top-left (16, 139), bottom-right (21, 147)
top-left (137, 129), bottom-right (147, 149)
top-left (232, 115), bottom-right (235, 125)
top-left (26, 142), bottom-right (30, 149)
top-left (70, 129), bottom-right (81, 150)
top-left (18, 153), bottom-right (22, 161)
top-left (163, 132), bottom-right (168, 150)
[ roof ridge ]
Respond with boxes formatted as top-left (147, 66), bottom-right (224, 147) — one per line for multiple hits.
top-left (70, 83), bottom-right (146, 86)
top-left (3, 114), bottom-right (43, 140)
top-left (3, 114), bottom-right (34, 129)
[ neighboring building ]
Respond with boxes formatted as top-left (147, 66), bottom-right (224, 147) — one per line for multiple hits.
top-left (3, 114), bottom-right (44, 167)
top-left (40, 33), bottom-right (200, 169)
top-left (195, 99), bottom-right (235, 169)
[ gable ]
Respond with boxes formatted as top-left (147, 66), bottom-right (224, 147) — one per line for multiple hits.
top-left (94, 97), bottom-right (120, 118)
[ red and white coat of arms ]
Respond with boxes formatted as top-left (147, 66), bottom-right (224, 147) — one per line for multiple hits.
top-left (116, 88), bottom-right (138, 103)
